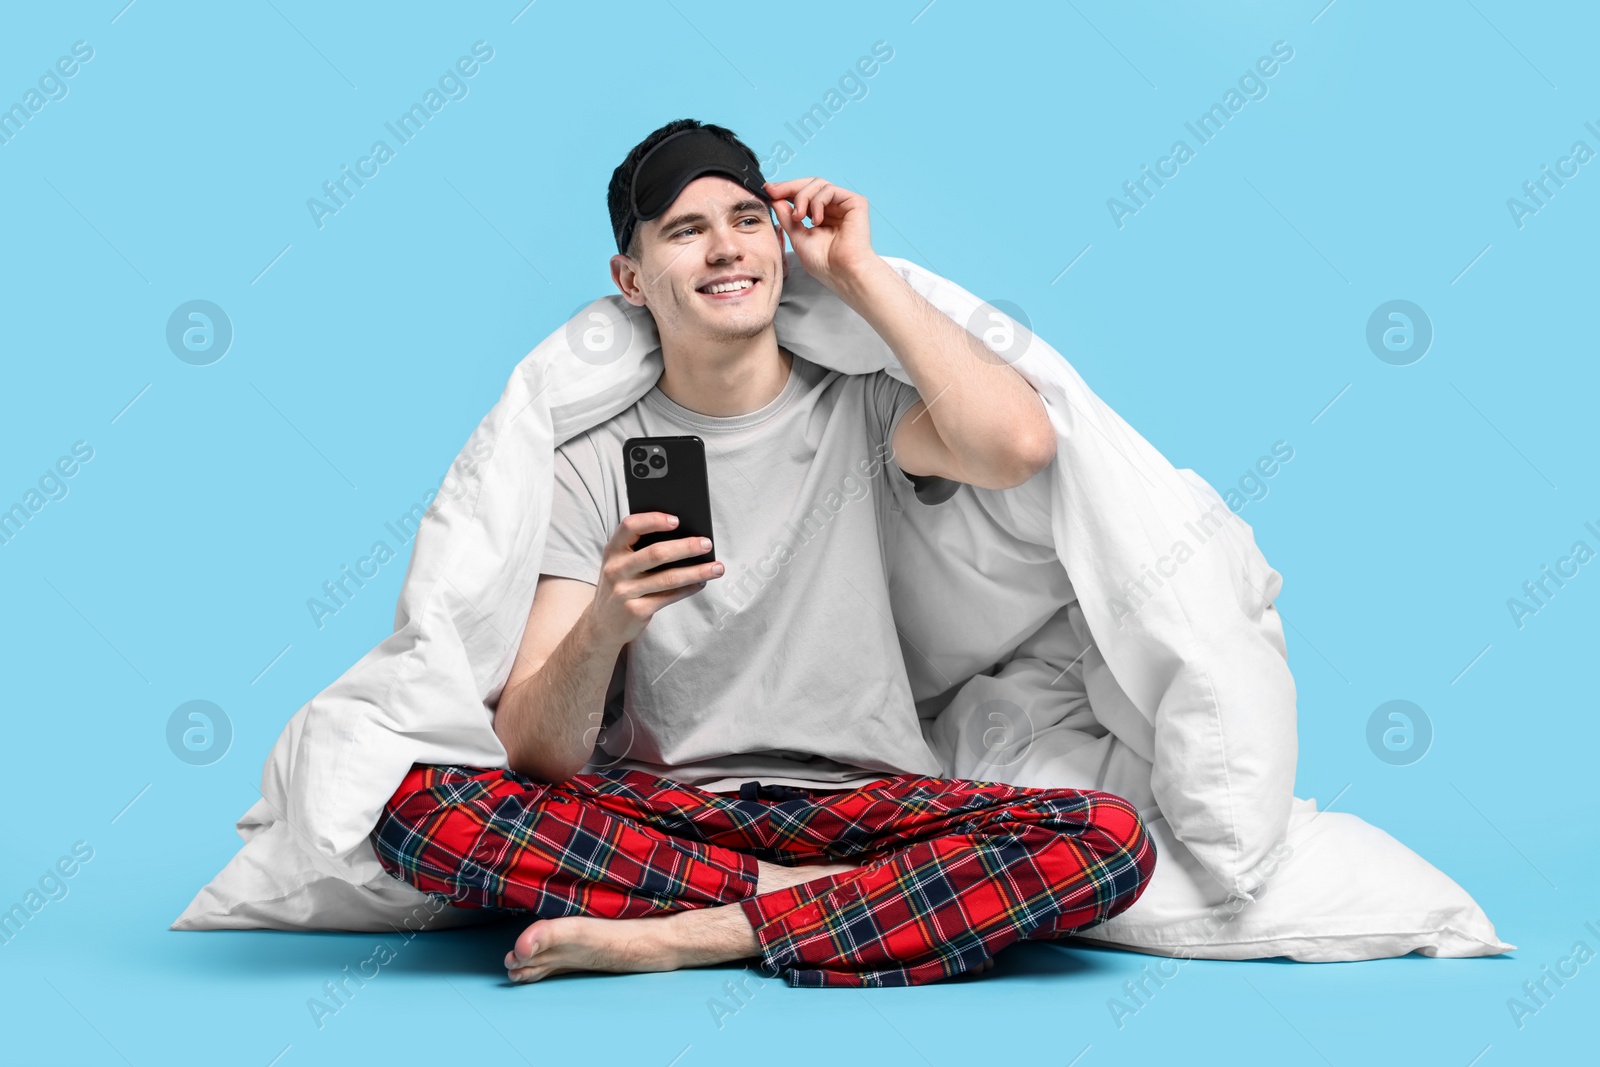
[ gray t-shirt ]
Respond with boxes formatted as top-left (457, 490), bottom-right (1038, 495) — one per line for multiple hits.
top-left (539, 351), bottom-right (960, 793)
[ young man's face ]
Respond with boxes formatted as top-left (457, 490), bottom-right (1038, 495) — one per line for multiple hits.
top-left (612, 174), bottom-right (787, 346)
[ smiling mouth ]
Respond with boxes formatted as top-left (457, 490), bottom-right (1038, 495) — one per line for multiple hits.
top-left (696, 278), bottom-right (758, 300)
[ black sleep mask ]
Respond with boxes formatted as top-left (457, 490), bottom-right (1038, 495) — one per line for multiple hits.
top-left (615, 127), bottom-right (771, 254)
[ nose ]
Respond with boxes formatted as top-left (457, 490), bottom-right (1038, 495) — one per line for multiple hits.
top-left (705, 220), bottom-right (742, 263)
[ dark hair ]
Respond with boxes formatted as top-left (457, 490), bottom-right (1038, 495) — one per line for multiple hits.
top-left (608, 118), bottom-right (763, 260)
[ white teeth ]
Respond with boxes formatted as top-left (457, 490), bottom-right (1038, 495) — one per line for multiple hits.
top-left (703, 279), bottom-right (753, 294)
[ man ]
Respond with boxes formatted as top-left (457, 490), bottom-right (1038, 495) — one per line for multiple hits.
top-left (371, 119), bottom-right (1155, 988)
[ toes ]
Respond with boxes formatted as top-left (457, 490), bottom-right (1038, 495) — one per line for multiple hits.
top-left (511, 921), bottom-right (547, 963)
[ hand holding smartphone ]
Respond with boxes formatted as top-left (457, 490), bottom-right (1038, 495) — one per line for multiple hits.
top-left (583, 436), bottom-right (721, 649)
top-left (623, 436), bottom-right (716, 574)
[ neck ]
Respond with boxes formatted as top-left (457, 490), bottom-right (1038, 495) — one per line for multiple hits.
top-left (656, 328), bottom-right (793, 417)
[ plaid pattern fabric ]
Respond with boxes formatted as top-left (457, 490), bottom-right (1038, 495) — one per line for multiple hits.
top-left (371, 764), bottom-right (1155, 988)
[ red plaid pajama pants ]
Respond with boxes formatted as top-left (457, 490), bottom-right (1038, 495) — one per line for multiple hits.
top-left (371, 764), bottom-right (1155, 988)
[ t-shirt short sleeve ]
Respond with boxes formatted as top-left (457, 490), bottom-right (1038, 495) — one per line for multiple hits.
top-left (540, 442), bottom-right (608, 584)
top-left (867, 371), bottom-right (962, 508)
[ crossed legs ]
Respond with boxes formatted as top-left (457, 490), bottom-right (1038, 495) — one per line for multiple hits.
top-left (371, 764), bottom-right (1155, 988)
top-left (500, 856), bottom-right (878, 982)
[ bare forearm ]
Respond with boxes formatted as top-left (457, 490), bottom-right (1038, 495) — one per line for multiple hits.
top-left (838, 256), bottom-right (1053, 484)
top-left (496, 606), bottom-right (624, 782)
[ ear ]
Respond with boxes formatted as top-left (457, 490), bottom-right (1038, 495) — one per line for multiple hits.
top-left (610, 253), bottom-right (648, 307)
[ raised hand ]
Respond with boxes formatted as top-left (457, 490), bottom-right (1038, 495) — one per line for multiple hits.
top-left (764, 177), bottom-right (879, 296)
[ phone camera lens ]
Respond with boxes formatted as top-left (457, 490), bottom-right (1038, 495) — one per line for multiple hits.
top-left (631, 463), bottom-right (649, 478)
top-left (630, 447), bottom-right (647, 462)
top-left (648, 455), bottom-right (666, 470)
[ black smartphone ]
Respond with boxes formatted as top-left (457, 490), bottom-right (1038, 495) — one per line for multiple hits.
top-left (623, 435), bottom-right (716, 575)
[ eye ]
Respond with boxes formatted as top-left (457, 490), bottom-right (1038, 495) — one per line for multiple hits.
top-left (738, 215), bottom-right (762, 226)
top-left (671, 226), bottom-right (697, 239)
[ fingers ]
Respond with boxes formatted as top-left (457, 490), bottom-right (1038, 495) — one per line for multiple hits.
top-left (612, 510), bottom-right (679, 552)
top-left (771, 197), bottom-right (793, 228)
top-left (629, 555), bottom-right (720, 596)
top-left (648, 578), bottom-right (710, 608)
top-left (771, 198), bottom-right (803, 242)
top-left (628, 533), bottom-right (716, 581)
top-left (611, 514), bottom-right (707, 580)
top-left (764, 177), bottom-right (822, 201)
top-left (765, 177), bottom-right (828, 225)
top-left (805, 185), bottom-right (844, 226)
top-left (792, 178), bottom-right (827, 225)
top-left (606, 514), bottom-right (721, 593)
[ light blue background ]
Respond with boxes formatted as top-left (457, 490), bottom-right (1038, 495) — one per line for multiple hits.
top-left (2, 1), bottom-right (1595, 1064)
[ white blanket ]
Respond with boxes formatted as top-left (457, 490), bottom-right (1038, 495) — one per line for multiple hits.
top-left (174, 252), bottom-right (1302, 932)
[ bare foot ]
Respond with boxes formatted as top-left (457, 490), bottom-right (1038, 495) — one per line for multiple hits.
top-left (504, 903), bottom-right (758, 984)
top-left (503, 861), bottom-right (868, 983)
